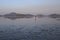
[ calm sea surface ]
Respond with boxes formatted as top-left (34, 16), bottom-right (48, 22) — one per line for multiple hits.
top-left (0, 17), bottom-right (60, 40)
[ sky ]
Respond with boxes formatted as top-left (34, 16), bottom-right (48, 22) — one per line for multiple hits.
top-left (0, 0), bottom-right (60, 15)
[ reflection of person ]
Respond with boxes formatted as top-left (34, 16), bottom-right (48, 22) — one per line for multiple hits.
top-left (35, 16), bottom-right (36, 20)
top-left (35, 16), bottom-right (37, 24)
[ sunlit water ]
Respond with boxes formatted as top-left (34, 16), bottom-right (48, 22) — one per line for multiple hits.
top-left (0, 17), bottom-right (60, 40)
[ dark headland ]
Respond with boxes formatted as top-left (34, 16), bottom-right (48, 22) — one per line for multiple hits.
top-left (48, 14), bottom-right (60, 18)
top-left (0, 12), bottom-right (34, 20)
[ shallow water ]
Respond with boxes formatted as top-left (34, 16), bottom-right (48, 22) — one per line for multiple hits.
top-left (0, 17), bottom-right (60, 40)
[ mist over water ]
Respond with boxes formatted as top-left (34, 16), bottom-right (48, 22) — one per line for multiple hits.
top-left (0, 0), bottom-right (60, 40)
top-left (0, 17), bottom-right (60, 40)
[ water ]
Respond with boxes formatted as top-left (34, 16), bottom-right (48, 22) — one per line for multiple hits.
top-left (0, 17), bottom-right (60, 40)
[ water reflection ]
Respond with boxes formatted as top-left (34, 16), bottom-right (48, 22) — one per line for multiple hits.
top-left (0, 17), bottom-right (60, 40)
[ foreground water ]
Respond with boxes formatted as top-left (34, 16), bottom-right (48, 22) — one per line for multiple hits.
top-left (0, 17), bottom-right (60, 40)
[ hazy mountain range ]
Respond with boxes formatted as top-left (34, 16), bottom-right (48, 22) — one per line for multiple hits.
top-left (0, 12), bottom-right (60, 20)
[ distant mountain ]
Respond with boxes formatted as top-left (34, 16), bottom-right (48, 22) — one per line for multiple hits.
top-left (3, 12), bottom-right (34, 19)
top-left (36, 14), bottom-right (45, 18)
top-left (24, 14), bottom-right (34, 18)
top-left (0, 15), bottom-right (2, 17)
top-left (49, 14), bottom-right (60, 18)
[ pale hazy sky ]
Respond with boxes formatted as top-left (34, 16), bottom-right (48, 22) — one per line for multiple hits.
top-left (0, 0), bottom-right (60, 15)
